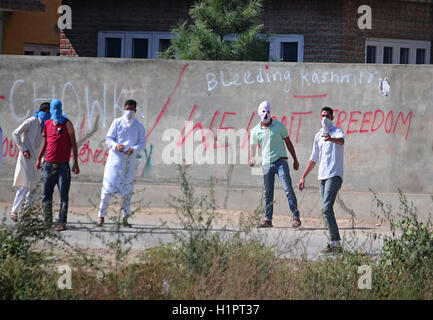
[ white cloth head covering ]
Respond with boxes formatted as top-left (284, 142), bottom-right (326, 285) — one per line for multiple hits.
top-left (321, 117), bottom-right (332, 133)
top-left (258, 101), bottom-right (271, 124)
top-left (122, 110), bottom-right (136, 127)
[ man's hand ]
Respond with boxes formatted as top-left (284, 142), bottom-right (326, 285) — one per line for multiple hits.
top-left (35, 160), bottom-right (41, 170)
top-left (298, 177), bottom-right (305, 191)
top-left (116, 144), bottom-right (125, 152)
top-left (248, 158), bottom-right (255, 167)
top-left (323, 133), bottom-right (344, 145)
top-left (323, 133), bottom-right (331, 142)
top-left (293, 159), bottom-right (299, 171)
top-left (72, 162), bottom-right (80, 174)
top-left (23, 151), bottom-right (31, 159)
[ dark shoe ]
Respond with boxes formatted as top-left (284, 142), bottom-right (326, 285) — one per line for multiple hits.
top-left (54, 224), bottom-right (67, 231)
top-left (94, 217), bottom-right (104, 227)
top-left (320, 244), bottom-right (343, 254)
top-left (292, 217), bottom-right (301, 228)
top-left (122, 217), bottom-right (132, 228)
top-left (258, 220), bottom-right (273, 228)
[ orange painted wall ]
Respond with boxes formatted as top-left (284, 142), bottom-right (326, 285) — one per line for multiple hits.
top-left (2, 0), bottom-right (61, 54)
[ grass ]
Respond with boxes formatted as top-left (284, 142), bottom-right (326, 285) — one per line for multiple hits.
top-left (1, 168), bottom-right (432, 299)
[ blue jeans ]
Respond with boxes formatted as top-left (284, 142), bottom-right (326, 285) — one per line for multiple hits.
top-left (262, 158), bottom-right (299, 221)
top-left (42, 162), bottom-right (71, 225)
top-left (319, 176), bottom-right (343, 241)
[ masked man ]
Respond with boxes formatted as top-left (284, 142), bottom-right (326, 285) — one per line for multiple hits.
top-left (10, 102), bottom-right (51, 221)
top-left (249, 100), bottom-right (301, 228)
top-left (95, 99), bottom-right (146, 228)
top-left (36, 99), bottom-right (80, 231)
top-left (298, 106), bottom-right (345, 254)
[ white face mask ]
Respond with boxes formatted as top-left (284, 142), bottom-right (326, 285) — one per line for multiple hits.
top-left (321, 117), bottom-right (332, 133)
top-left (124, 110), bottom-right (135, 120)
top-left (258, 101), bottom-right (271, 124)
top-left (124, 110), bottom-right (136, 127)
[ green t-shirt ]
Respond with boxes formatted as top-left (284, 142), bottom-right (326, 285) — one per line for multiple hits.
top-left (250, 120), bottom-right (289, 166)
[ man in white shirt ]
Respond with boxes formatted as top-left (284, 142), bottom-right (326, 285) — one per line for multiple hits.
top-left (298, 106), bottom-right (345, 253)
top-left (95, 99), bottom-right (146, 228)
top-left (10, 102), bottom-right (51, 222)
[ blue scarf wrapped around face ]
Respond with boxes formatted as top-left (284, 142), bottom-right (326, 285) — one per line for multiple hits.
top-left (50, 99), bottom-right (67, 124)
top-left (34, 110), bottom-right (51, 129)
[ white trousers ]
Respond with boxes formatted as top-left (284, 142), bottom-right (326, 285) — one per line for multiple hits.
top-left (12, 186), bottom-right (36, 214)
top-left (98, 192), bottom-right (132, 218)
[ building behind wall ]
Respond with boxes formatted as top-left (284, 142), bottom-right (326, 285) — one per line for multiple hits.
top-left (0, 0), bottom-right (61, 56)
top-left (60, 0), bottom-right (433, 64)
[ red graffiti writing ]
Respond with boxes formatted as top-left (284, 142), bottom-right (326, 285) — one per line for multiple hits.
top-left (176, 105), bottom-right (311, 150)
top-left (293, 93), bottom-right (327, 99)
top-left (348, 143), bottom-right (395, 168)
top-left (78, 140), bottom-right (109, 164)
top-left (335, 109), bottom-right (412, 140)
top-left (2, 137), bottom-right (20, 159)
top-left (146, 63), bottom-right (189, 140)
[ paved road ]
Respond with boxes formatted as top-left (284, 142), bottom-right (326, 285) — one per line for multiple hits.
top-left (1, 203), bottom-right (390, 260)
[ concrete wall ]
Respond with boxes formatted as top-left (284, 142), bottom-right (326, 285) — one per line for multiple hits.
top-left (1, 55), bottom-right (432, 221)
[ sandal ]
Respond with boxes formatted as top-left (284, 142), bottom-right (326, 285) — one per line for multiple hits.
top-left (94, 217), bottom-right (104, 227)
top-left (10, 212), bottom-right (18, 222)
top-left (54, 224), bottom-right (67, 231)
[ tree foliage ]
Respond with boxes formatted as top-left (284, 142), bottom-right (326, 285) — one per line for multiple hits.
top-left (161, 0), bottom-right (269, 61)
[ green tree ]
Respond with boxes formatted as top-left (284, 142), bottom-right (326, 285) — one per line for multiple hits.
top-left (161, 0), bottom-right (269, 61)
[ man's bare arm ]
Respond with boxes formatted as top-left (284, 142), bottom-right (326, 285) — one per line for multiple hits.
top-left (298, 160), bottom-right (316, 190)
top-left (249, 143), bottom-right (257, 166)
top-left (35, 137), bottom-right (47, 170)
top-left (283, 136), bottom-right (299, 170)
top-left (324, 134), bottom-right (344, 145)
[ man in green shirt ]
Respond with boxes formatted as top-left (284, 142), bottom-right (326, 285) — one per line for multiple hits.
top-left (249, 101), bottom-right (301, 228)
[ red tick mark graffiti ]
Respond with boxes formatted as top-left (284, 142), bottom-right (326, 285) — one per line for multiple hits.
top-left (146, 63), bottom-right (189, 140)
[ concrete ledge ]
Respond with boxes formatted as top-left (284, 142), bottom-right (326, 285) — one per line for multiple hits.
top-left (1, 179), bottom-right (431, 223)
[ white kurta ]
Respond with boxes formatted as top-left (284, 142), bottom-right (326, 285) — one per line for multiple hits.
top-left (102, 116), bottom-right (146, 196)
top-left (12, 117), bottom-right (44, 188)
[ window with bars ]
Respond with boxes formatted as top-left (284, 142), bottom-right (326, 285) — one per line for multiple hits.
top-left (98, 32), bottom-right (174, 59)
top-left (365, 39), bottom-right (430, 64)
top-left (24, 44), bottom-right (59, 56)
top-left (99, 31), bottom-right (303, 62)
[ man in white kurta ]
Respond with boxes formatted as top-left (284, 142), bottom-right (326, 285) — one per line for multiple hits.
top-left (10, 103), bottom-right (51, 221)
top-left (96, 99), bottom-right (146, 227)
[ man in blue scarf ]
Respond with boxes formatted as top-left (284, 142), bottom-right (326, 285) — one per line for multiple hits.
top-left (10, 102), bottom-right (51, 221)
top-left (49, 99), bottom-right (67, 124)
top-left (36, 99), bottom-right (79, 231)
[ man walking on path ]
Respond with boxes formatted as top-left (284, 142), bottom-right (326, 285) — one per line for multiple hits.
top-left (249, 100), bottom-right (301, 228)
top-left (10, 102), bottom-right (51, 222)
top-left (298, 106), bottom-right (345, 253)
top-left (36, 99), bottom-right (80, 231)
top-left (95, 99), bottom-right (146, 228)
